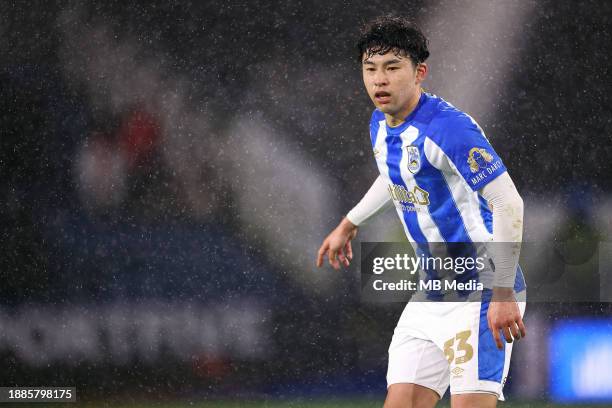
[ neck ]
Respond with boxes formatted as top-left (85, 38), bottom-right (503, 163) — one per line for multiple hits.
top-left (385, 88), bottom-right (422, 128)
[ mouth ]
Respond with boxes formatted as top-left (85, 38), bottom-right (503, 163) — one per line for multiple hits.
top-left (374, 91), bottom-right (391, 104)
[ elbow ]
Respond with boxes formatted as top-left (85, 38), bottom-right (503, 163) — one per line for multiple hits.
top-left (514, 192), bottom-right (525, 219)
top-left (513, 191), bottom-right (524, 218)
top-left (508, 192), bottom-right (524, 239)
top-left (497, 190), bottom-right (524, 229)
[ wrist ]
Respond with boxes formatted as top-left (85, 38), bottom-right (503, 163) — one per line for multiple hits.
top-left (339, 217), bottom-right (358, 233)
top-left (492, 286), bottom-right (515, 301)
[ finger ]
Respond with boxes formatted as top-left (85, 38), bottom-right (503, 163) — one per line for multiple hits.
top-left (345, 240), bottom-right (353, 261)
top-left (502, 326), bottom-right (513, 344)
top-left (494, 328), bottom-right (503, 350)
top-left (518, 317), bottom-right (527, 339)
top-left (343, 257), bottom-right (350, 267)
top-left (489, 320), bottom-right (503, 350)
top-left (337, 250), bottom-right (345, 261)
top-left (337, 248), bottom-right (347, 265)
top-left (316, 242), bottom-right (329, 267)
top-left (328, 248), bottom-right (340, 270)
top-left (509, 321), bottom-right (520, 341)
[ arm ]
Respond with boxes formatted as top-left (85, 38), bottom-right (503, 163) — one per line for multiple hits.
top-left (480, 171), bottom-right (524, 287)
top-left (316, 176), bottom-right (391, 269)
top-left (346, 175), bottom-right (393, 226)
top-left (480, 171), bottom-right (526, 349)
top-left (430, 114), bottom-right (526, 347)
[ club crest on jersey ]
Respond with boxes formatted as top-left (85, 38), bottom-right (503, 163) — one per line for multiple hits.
top-left (467, 147), bottom-right (494, 173)
top-left (406, 145), bottom-right (421, 174)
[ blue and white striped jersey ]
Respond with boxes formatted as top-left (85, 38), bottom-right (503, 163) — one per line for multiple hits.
top-left (370, 91), bottom-right (525, 293)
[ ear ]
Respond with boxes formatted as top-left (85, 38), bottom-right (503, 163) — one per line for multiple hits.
top-left (415, 63), bottom-right (428, 84)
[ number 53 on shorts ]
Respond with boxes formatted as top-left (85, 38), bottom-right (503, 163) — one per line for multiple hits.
top-left (444, 330), bottom-right (474, 365)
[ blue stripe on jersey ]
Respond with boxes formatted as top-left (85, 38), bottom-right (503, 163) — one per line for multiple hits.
top-left (478, 195), bottom-right (493, 234)
top-left (413, 140), bottom-right (479, 296)
top-left (413, 148), bottom-right (472, 243)
top-left (478, 289), bottom-right (505, 383)
top-left (514, 265), bottom-right (526, 292)
top-left (385, 132), bottom-right (443, 300)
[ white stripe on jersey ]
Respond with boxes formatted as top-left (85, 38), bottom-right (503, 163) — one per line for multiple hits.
top-left (398, 126), bottom-right (445, 243)
top-left (373, 120), bottom-right (416, 244)
top-left (423, 137), bottom-right (493, 242)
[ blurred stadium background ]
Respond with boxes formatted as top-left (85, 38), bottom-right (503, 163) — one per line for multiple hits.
top-left (2, 0), bottom-right (612, 406)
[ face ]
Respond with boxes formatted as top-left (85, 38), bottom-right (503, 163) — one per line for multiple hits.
top-left (362, 51), bottom-right (427, 120)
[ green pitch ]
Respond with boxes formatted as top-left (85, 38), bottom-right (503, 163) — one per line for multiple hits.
top-left (24, 400), bottom-right (606, 408)
top-left (119, 403), bottom-right (605, 408)
top-left (121, 403), bottom-right (600, 408)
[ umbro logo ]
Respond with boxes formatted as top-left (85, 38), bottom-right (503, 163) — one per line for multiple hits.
top-left (451, 367), bottom-right (465, 377)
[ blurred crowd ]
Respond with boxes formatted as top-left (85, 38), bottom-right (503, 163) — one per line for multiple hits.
top-left (1, 0), bottom-right (611, 400)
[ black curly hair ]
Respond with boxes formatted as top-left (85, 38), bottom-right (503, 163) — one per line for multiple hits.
top-left (356, 15), bottom-right (430, 66)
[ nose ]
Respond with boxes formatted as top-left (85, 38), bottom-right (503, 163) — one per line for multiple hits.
top-left (373, 70), bottom-right (389, 87)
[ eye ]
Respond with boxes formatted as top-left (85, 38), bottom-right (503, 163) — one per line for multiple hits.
top-left (388, 66), bottom-right (399, 71)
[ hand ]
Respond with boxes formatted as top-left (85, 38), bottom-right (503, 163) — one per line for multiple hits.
top-left (487, 287), bottom-right (526, 350)
top-left (316, 218), bottom-right (358, 270)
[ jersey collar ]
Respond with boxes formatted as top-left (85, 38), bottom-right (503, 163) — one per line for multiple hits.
top-left (386, 91), bottom-right (428, 135)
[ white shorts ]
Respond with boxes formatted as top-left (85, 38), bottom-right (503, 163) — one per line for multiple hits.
top-left (387, 290), bottom-right (526, 400)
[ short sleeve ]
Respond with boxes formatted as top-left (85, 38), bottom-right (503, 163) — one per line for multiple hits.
top-left (437, 115), bottom-right (507, 191)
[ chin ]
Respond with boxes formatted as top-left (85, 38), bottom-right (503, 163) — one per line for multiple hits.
top-left (378, 105), bottom-right (395, 114)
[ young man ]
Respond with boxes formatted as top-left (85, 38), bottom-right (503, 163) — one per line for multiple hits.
top-left (316, 16), bottom-right (526, 408)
